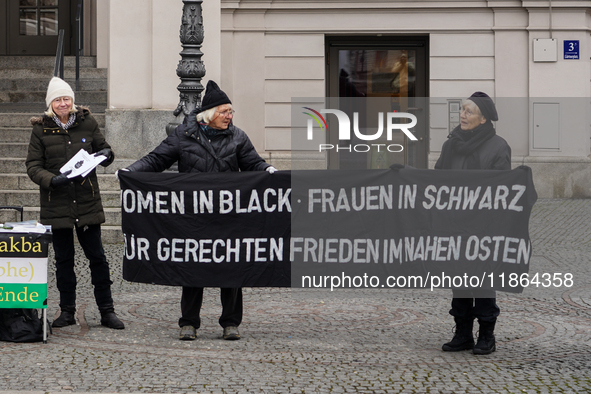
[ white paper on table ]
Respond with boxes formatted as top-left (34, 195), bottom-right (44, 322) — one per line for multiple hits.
top-left (0, 220), bottom-right (47, 233)
top-left (59, 149), bottom-right (107, 178)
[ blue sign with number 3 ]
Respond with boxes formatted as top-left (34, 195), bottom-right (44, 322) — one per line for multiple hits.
top-left (564, 40), bottom-right (579, 60)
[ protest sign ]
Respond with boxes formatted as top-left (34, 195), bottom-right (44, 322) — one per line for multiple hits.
top-left (120, 167), bottom-right (536, 293)
top-left (0, 232), bottom-right (50, 308)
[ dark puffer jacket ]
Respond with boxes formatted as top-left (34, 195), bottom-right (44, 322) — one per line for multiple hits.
top-left (26, 107), bottom-right (114, 229)
top-left (127, 113), bottom-right (270, 174)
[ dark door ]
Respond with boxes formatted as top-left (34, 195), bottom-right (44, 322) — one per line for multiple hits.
top-left (1, 0), bottom-right (70, 55)
top-left (327, 37), bottom-right (429, 169)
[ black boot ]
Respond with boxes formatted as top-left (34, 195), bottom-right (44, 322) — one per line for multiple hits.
top-left (52, 305), bottom-right (76, 327)
top-left (99, 305), bottom-right (125, 329)
top-left (442, 317), bottom-right (474, 351)
top-left (473, 320), bottom-right (496, 355)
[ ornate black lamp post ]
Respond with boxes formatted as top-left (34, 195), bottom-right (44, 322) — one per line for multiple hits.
top-left (167, 0), bottom-right (206, 134)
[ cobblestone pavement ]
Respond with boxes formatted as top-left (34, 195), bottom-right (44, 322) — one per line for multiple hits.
top-left (1, 199), bottom-right (590, 393)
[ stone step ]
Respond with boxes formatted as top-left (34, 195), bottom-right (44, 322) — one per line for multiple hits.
top-left (0, 67), bottom-right (107, 80)
top-left (0, 206), bottom-right (121, 226)
top-left (0, 90), bottom-right (107, 104)
top-left (0, 158), bottom-right (27, 173)
top-left (0, 158), bottom-right (135, 174)
top-left (0, 103), bottom-right (51, 113)
top-left (0, 102), bottom-right (108, 113)
top-left (0, 142), bottom-right (28, 158)
top-left (0, 78), bottom-right (107, 92)
top-left (0, 127), bottom-right (31, 143)
top-left (0, 174), bottom-right (37, 190)
top-left (0, 207), bottom-right (27, 222)
top-left (0, 173), bottom-right (121, 191)
top-left (0, 56), bottom-right (97, 69)
top-left (0, 112), bottom-right (105, 127)
top-left (102, 225), bottom-right (123, 244)
top-left (0, 190), bottom-right (121, 208)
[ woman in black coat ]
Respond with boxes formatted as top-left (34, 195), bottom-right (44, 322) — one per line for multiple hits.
top-left (436, 92), bottom-right (511, 355)
top-left (122, 80), bottom-right (275, 341)
top-left (26, 77), bottom-right (124, 330)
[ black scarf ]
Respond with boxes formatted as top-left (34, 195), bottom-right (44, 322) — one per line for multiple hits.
top-left (439, 122), bottom-right (496, 169)
top-left (199, 123), bottom-right (219, 139)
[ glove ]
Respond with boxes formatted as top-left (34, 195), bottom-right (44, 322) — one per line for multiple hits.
top-left (51, 170), bottom-right (72, 188)
top-left (94, 148), bottom-right (112, 160)
top-left (266, 166), bottom-right (277, 174)
top-left (115, 168), bottom-right (130, 181)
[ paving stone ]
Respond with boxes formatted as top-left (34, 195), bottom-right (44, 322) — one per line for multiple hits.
top-left (0, 199), bottom-right (590, 393)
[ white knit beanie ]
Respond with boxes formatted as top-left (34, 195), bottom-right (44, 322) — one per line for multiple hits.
top-left (45, 77), bottom-right (75, 108)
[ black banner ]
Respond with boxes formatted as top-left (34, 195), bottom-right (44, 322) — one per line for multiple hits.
top-left (291, 166), bottom-right (537, 293)
top-left (121, 167), bottom-right (536, 293)
top-left (120, 171), bottom-right (292, 287)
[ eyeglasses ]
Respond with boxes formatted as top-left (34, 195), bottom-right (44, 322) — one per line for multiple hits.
top-left (461, 108), bottom-right (478, 117)
top-left (217, 110), bottom-right (235, 117)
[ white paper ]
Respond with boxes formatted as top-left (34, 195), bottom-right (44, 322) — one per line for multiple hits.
top-left (59, 149), bottom-right (107, 178)
top-left (0, 220), bottom-right (47, 233)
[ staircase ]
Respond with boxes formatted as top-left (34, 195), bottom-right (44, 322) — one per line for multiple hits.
top-left (0, 56), bottom-right (122, 243)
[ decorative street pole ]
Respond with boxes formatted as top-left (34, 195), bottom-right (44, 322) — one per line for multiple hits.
top-left (167, 0), bottom-right (206, 134)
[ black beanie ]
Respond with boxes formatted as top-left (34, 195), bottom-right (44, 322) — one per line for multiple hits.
top-left (469, 91), bottom-right (498, 122)
top-left (198, 80), bottom-right (232, 113)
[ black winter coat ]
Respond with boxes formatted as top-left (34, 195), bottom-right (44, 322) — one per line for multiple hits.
top-left (26, 107), bottom-right (114, 229)
top-left (435, 133), bottom-right (511, 170)
top-left (127, 115), bottom-right (269, 174)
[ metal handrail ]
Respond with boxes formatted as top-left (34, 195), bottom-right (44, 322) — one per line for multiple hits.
top-left (75, 0), bottom-right (84, 91)
top-left (53, 29), bottom-right (65, 79)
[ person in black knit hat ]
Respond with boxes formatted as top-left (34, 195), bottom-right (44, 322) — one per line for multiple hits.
top-left (198, 80), bottom-right (232, 111)
top-left (435, 91), bottom-right (511, 355)
top-left (119, 80), bottom-right (276, 341)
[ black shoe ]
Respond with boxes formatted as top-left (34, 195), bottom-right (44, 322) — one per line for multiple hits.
top-left (52, 306), bottom-right (76, 328)
top-left (99, 305), bottom-right (125, 329)
top-left (100, 312), bottom-right (125, 329)
top-left (473, 320), bottom-right (496, 355)
top-left (442, 318), bottom-right (474, 351)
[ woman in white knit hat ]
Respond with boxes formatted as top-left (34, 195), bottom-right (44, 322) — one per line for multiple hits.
top-left (26, 77), bottom-right (125, 330)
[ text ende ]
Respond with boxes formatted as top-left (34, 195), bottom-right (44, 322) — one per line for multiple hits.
top-left (0, 287), bottom-right (39, 303)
